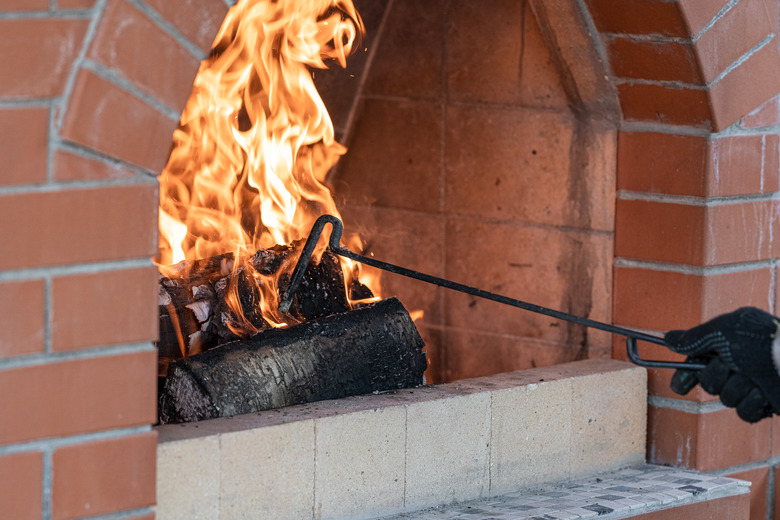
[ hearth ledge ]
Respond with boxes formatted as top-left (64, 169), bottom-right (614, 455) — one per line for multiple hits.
top-left (156, 358), bottom-right (647, 520)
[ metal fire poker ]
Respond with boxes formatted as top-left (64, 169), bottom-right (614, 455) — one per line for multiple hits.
top-left (278, 214), bottom-right (706, 371)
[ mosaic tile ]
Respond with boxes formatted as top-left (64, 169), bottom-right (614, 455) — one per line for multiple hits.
top-left (379, 464), bottom-right (748, 520)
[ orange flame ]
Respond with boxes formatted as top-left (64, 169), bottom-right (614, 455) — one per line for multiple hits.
top-left (158, 0), bottom-right (378, 335)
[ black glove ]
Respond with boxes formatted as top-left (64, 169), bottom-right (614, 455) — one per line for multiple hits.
top-left (664, 307), bottom-right (780, 423)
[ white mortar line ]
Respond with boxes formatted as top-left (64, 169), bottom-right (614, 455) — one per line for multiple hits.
top-left (0, 342), bottom-right (156, 372)
top-left (0, 9), bottom-right (93, 19)
top-left (707, 456), bottom-right (780, 477)
top-left (77, 508), bottom-right (156, 520)
top-left (0, 425), bottom-right (152, 457)
top-left (614, 257), bottom-right (775, 276)
top-left (617, 189), bottom-right (779, 206)
top-left (0, 175), bottom-right (158, 196)
top-left (647, 395), bottom-right (726, 414)
top-left (0, 258), bottom-right (155, 282)
top-left (80, 59), bottom-right (180, 120)
top-left (0, 98), bottom-right (55, 108)
top-left (126, 0), bottom-right (207, 61)
top-left (618, 120), bottom-right (713, 136)
top-left (55, 140), bottom-right (159, 178)
top-left (601, 32), bottom-right (690, 44)
top-left (614, 77), bottom-right (706, 90)
top-left (41, 448), bottom-right (52, 520)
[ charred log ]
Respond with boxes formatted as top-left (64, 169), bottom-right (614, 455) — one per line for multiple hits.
top-left (157, 243), bottom-right (372, 374)
top-left (158, 297), bottom-right (426, 424)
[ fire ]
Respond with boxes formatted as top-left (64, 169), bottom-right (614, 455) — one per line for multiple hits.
top-left (158, 0), bottom-right (378, 336)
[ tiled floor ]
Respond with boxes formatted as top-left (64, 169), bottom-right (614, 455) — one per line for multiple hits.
top-left (380, 464), bottom-right (749, 519)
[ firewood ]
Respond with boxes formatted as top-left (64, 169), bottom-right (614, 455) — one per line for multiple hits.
top-left (156, 243), bottom-right (372, 375)
top-left (158, 297), bottom-right (426, 424)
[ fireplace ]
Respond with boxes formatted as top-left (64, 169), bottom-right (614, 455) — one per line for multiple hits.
top-left (1, 0), bottom-right (779, 519)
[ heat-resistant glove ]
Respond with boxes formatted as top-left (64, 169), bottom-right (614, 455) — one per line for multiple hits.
top-left (664, 307), bottom-right (780, 423)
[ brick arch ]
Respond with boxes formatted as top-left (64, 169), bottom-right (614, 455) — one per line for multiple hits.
top-left (586, 0), bottom-right (780, 131)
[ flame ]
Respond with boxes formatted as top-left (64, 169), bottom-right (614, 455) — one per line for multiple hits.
top-left (158, 0), bottom-right (378, 336)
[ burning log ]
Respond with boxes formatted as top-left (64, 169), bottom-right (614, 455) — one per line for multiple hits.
top-left (157, 242), bottom-right (372, 374)
top-left (158, 297), bottom-right (426, 424)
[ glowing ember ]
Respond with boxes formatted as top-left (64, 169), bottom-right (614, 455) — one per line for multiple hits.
top-left (158, 0), bottom-right (379, 337)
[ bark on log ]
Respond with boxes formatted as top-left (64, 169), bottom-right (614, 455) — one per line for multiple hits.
top-left (157, 243), bottom-right (372, 375)
top-left (158, 297), bottom-right (426, 424)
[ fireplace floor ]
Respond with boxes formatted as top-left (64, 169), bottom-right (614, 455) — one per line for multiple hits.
top-left (374, 464), bottom-right (750, 519)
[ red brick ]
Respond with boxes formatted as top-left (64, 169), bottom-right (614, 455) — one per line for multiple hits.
top-left (726, 466), bottom-right (768, 520)
top-left (0, 0), bottom-right (47, 10)
top-left (60, 68), bottom-right (178, 173)
top-left (702, 267), bottom-right (773, 320)
top-left (0, 107), bottom-right (48, 186)
top-left (630, 493), bottom-right (749, 519)
top-left (613, 267), bottom-right (773, 331)
top-left (646, 367), bottom-right (720, 403)
top-left (87, 0), bottom-right (200, 113)
top-left (52, 432), bottom-right (156, 520)
top-left (775, 467), bottom-right (780, 517)
top-left (709, 134), bottom-right (779, 196)
top-left (334, 98), bottom-right (442, 213)
top-left (739, 95), bottom-right (779, 128)
top-left (144, 0), bottom-right (227, 53)
top-left (58, 0), bottom-right (97, 7)
top-left (363, 0), bottom-right (445, 99)
top-left (447, 0), bottom-right (567, 107)
top-left (705, 201), bottom-right (775, 264)
top-left (0, 18), bottom-right (89, 98)
top-left (584, 0), bottom-right (689, 37)
top-left (773, 414), bottom-right (780, 456)
top-left (647, 405), bottom-right (771, 471)
top-left (693, 0), bottom-right (774, 84)
top-left (0, 350), bottom-right (157, 444)
top-left (615, 199), bottom-right (705, 265)
top-left (618, 83), bottom-right (711, 129)
top-left (616, 199), bottom-right (777, 266)
top-left (339, 204), bottom-right (445, 326)
top-left (0, 184), bottom-right (158, 270)
top-left (0, 451), bottom-right (42, 520)
top-left (0, 279), bottom-right (45, 358)
top-left (607, 37), bottom-right (701, 83)
top-left (53, 150), bottom-right (136, 182)
top-left (445, 105), bottom-right (577, 225)
top-left (444, 218), bottom-right (612, 344)
top-left (617, 131), bottom-right (708, 196)
top-left (709, 41), bottom-right (780, 132)
top-left (52, 266), bottom-right (159, 352)
top-left (443, 329), bottom-right (585, 382)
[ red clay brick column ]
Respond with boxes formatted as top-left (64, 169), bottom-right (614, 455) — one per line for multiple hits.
top-left (586, 0), bottom-right (780, 518)
top-left (0, 1), bottom-right (225, 519)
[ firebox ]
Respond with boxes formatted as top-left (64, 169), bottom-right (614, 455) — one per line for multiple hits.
top-left (1, 0), bottom-right (780, 519)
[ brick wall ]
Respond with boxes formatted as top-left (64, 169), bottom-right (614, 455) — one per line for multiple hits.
top-left (0, 1), bottom-right (226, 519)
top-left (585, 0), bottom-right (780, 519)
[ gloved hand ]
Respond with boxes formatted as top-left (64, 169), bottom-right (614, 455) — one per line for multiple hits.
top-left (664, 307), bottom-right (780, 423)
